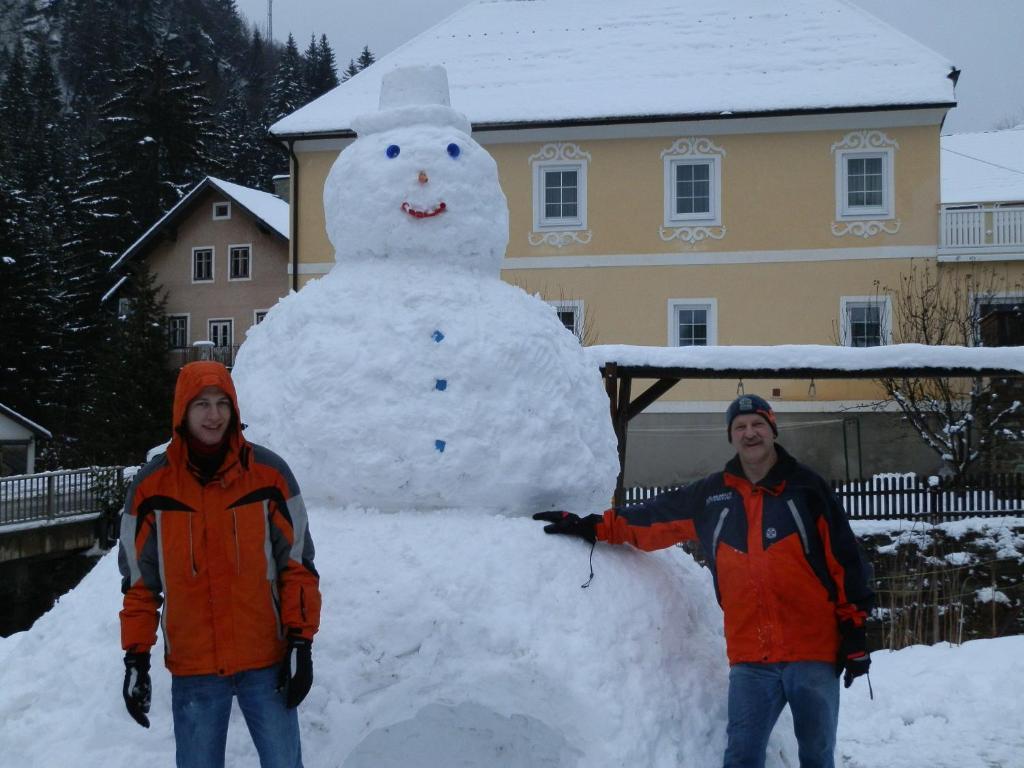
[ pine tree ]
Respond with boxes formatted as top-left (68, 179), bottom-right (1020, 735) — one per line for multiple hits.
top-left (356, 45), bottom-right (375, 71)
top-left (304, 33), bottom-right (338, 99)
top-left (265, 33), bottom-right (309, 124)
top-left (342, 58), bottom-right (360, 82)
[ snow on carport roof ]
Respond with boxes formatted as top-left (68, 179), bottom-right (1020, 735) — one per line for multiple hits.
top-left (272, 0), bottom-right (956, 138)
top-left (587, 343), bottom-right (1024, 377)
top-left (941, 128), bottom-right (1024, 205)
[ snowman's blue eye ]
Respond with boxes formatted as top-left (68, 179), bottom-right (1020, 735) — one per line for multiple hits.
top-left (447, 143), bottom-right (461, 158)
top-left (386, 144), bottom-right (400, 158)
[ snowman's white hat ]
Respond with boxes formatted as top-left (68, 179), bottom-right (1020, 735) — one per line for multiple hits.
top-left (351, 65), bottom-right (472, 136)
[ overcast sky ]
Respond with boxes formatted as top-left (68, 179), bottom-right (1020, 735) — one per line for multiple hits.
top-left (233, 0), bottom-right (1024, 134)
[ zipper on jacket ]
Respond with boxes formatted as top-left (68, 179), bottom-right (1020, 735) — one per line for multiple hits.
top-left (786, 499), bottom-right (811, 555)
top-left (232, 509), bottom-right (241, 575)
top-left (188, 513), bottom-right (197, 576)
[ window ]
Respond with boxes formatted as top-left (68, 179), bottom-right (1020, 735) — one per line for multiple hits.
top-left (548, 299), bottom-right (584, 341)
top-left (229, 245), bottom-right (251, 281)
top-left (0, 441), bottom-right (30, 476)
top-left (530, 143), bottom-right (590, 234)
top-left (975, 295), bottom-right (1024, 346)
top-left (254, 310), bottom-right (269, 325)
top-left (192, 247), bottom-right (214, 282)
top-left (208, 319), bottom-right (233, 348)
top-left (668, 299), bottom-right (717, 346)
top-left (117, 297), bottom-right (131, 318)
top-left (212, 202), bottom-right (231, 220)
top-left (840, 296), bottom-right (891, 347)
top-left (534, 165), bottom-right (587, 230)
top-left (168, 315), bottom-right (189, 348)
top-left (663, 156), bottom-right (722, 226)
top-left (834, 147), bottom-right (894, 220)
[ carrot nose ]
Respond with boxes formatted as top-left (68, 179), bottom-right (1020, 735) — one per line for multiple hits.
top-left (418, 170), bottom-right (429, 184)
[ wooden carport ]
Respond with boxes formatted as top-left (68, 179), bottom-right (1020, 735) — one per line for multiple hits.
top-left (590, 344), bottom-right (1024, 506)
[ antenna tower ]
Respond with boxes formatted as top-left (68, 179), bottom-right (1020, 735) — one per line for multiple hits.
top-left (267, 0), bottom-right (273, 42)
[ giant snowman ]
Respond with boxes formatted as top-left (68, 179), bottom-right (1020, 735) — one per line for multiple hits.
top-left (233, 65), bottom-right (618, 513)
top-left (229, 67), bottom-right (798, 767)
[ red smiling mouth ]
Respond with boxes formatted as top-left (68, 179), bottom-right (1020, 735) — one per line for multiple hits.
top-left (401, 201), bottom-right (447, 219)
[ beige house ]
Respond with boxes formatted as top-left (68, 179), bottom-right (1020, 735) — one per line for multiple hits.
top-left (0, 403), bottom-right (50, 476)
top-left (267, 0), bottom-right (1024, 483)
top-left (111, 176), bottom-right (289, 368)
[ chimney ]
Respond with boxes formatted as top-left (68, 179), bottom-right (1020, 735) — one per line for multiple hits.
top-left (272, 174), bottom-right (290, 203)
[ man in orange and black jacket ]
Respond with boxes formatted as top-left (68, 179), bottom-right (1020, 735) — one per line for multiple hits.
top-left (535, 394), bottom-right (873, 768)
top-left (118, 361), bottom-right (321, 768)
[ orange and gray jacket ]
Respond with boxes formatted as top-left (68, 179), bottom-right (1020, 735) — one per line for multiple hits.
top-left (598, 445), bottom-right (873, 665)
top-left (118, 362), bottom-right (321, 676)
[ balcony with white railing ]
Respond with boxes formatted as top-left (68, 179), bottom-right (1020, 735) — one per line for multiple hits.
top-left (939, 205), bottom-right (1024, 260)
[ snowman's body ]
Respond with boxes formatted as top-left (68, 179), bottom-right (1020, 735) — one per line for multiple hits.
top-left (234, 71), bottom-right (618, 512)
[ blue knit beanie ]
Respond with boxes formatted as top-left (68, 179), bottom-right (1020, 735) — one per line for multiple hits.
top-left (725, 394), bottom-right (777, 441)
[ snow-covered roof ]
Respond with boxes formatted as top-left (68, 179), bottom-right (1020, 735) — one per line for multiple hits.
top-left (272, 0), bottom-right (956, 139)
top-left (586, 343), bottom-right (1024, 376)
top-left (0, 403), bottom-right (52, 439)
top-left (109, 177), bottom-right (288, 272)
top-left (941, 128), bottom-right (1024, 204)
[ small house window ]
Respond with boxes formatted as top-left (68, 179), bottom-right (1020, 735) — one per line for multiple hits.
top-left (229, 245), bottom-right (251, 280)
top-left (168, 315), bottom-right (188, 348)
top-left (840, 296), bottom-right (891, 347)
top-left (213, 202), bottom-right (231, 220)
top-left (668, 299), bottom-right (717, 346)
top-left (834, 148), bottom-right (894, 220)
top-left (192, 248), bottom-right (214, 282)
top-left (254, 310), bottom-right (269, 325)
top-left (547, 299), bottom-right (585, 342)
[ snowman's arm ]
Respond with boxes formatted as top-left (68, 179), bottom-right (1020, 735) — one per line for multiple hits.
top-left (596, 484), bottom-right (703, 552)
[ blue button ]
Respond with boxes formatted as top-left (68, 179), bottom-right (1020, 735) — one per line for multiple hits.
top-left (435, 440), bottom-right (446, 453)
top-left (435, 379), bottom-right (447, 391)
top-left (432, 330), bottom-right (445, 343)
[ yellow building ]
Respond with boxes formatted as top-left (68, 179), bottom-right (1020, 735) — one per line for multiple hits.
top-left (267, 0), bottom-right (1022, 483)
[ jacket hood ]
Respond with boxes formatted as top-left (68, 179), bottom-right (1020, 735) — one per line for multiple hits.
top-left (169, 362), bottom-right (246, 470)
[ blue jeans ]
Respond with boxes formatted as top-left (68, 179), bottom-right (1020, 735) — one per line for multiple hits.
top-left (723, 661), bottom-right (839, 768)
top-left (171, 665), bottom-right (303, 768)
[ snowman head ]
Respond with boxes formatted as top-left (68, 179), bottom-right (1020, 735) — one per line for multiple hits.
top-left (324, 65), bottom-right (509, 275)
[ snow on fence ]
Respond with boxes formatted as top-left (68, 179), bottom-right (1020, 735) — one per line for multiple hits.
top-left (0, 467), bottom-right (124, 528)
top-left (625, 472), bottom-right (1024, 520)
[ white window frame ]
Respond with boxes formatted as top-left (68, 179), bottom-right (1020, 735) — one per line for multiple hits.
top-left (168, 314), bottom-right (190, 348)
top-left (663, 155), bottom-right (721, 227)
top-left (212, 201), bottom-right (231, 220)
top-left (532, 160), bottom-right (587, 231)
top-left (208, 318), bottom-right (234, 348)
top-left (668, 299), bottom-right (718, 347)
top-left (834, 148), bottom-right (894, 221)
top-left (547, 299), bottom-right (585, 339)
top-left (228, 243), bottom-right (252, 282)
top-left (253, 309), bottom-right (269, 326)
top-left (192, 246), bottom-right (215, 283)
top-left (839, 296), bottom-right (892, 347)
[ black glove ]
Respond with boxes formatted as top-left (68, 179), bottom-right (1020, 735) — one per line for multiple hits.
top-left (837, 621), bottom-right (871, 688)
top-left (122, 651), bottom-right (152, 728)
top-left (532, 511), bottom-right (601, 544)
top-left (277, 635), bottom-right (313, 708)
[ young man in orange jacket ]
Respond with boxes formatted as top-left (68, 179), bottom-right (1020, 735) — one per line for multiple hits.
top-left (535, 394), bottom-right (873, 768)
top-left (118, 361), bottom-right (321, 768)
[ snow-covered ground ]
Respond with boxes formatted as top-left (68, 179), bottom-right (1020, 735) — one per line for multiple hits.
top-left (1, 506), bottom-right (1022, 768)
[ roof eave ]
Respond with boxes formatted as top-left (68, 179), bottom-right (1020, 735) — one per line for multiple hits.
top-left (271, 101), bottom-right (958, 143)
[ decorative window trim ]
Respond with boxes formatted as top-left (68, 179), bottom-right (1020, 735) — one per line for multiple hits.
top-left (660, 138), bottom-right (726, 244)
top-left (228, 243), bottom-right (253, 282)
top-left (529, 142), bottom-right (591, 247)
top-left (667, 298), bottom-right (718, 346)
top-left (212, 201), bottom-right (231, 220)
top-left (839, 295), bottom-right (892, 347)
top-left (191, 246), bottom-right (215, 283)
top-left (207, 317), bottom-right (234, 347)
top-left (168, 314), bottom-right (190, 349)
top-left (254, 309), bottom-right (269, 326)
top-left (832, 130), bottom-right (899, 237)
top-left (547, 298), bottom-right (585, 339)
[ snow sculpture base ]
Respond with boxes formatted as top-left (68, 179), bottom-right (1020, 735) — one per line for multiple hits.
top-left (302, 509), bottom-right (798, 767)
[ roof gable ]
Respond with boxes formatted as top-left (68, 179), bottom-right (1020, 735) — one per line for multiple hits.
top-left (0, 403), bottom-right (52, 439)
top-left (110, 177), bottom-right (289, 272)
top-left (272, 0), bottom-right (956, 138)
